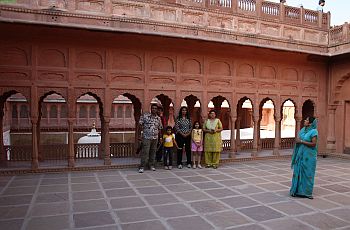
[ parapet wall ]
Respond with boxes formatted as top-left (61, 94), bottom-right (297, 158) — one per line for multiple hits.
top-left (0, 0), bottom-right (331, 55)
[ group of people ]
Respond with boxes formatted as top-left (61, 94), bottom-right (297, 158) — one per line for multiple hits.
top-left (138, 103), bottom-right (319, 200)
top-left (138, 104), bottom-right (223, 173)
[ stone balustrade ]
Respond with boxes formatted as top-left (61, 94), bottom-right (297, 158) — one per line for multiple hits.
top-left (0, 0), bottom-right (330, 55)
top-left (328, 22), bottom-right (350, 55)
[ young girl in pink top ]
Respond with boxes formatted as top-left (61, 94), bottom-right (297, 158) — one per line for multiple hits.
top-left (191, 121), bottom-right (203, 169)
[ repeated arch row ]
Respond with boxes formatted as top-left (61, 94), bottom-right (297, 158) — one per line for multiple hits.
top-left (0, 89), bottom-right (317, 118)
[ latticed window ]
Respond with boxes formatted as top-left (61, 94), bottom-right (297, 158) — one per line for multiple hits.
top-left (50, 105), bottom-right (58, 118)
top-left (125, 105), bottom-right (132, 118)
top-left (90, 105), bottom-right (97, 118)
top-left (117, 106), bottom-right (123, 118)
top-left (79, 105), bottom-right (87, 118)
top-left (19, 105), bottom-right (28, 118)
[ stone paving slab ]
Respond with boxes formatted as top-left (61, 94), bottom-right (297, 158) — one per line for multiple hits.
top-left (1, 158), bottom-right (350, 229)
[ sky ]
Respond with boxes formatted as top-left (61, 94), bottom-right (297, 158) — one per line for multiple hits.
top-left (269, 0), bottom-right (349, 25)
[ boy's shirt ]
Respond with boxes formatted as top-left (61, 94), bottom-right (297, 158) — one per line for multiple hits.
top-left (163, 134), bottom-right (175, 147)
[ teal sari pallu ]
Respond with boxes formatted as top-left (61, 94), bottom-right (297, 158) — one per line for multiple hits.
top-left (290, 120), bottom-right (318, 198)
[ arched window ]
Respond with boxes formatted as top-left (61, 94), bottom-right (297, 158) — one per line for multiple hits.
top-left (19, 105), bottom-right (29, 118)
top-left (79, 105), bottom-right (87, 118)
top-left (50, 105), bottom-right (58, 118)
top-left (90, 105), bottom-right (96, 118)
top-left (117, 106), bottom-right (123, 118)
top-left (125, 105), bottom-right (132, 118)
top-left (12, 104), bottom-right (18, 118)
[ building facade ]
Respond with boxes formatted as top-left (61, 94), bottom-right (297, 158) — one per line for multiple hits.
top-left (0, 0), bottom-right (349, 169)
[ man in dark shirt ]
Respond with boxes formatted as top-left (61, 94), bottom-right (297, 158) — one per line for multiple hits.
top-left (138, 104), bottom-right (163, 173)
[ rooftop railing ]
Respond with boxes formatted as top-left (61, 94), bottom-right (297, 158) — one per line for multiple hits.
top-left (0, 0), bottom-right (330, 30)
top-left (329, 22), bottom-right (350, 45)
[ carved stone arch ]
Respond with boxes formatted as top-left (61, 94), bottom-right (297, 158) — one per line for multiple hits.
top-left (237, 96), bottom-right (254, 108)
top-left (182, 94), bottom-right (202, 124)
top-left (260, 66), bottom-right (276, 79)
top-left (76, 51), bottom-right (104, 69)
top-left (208, 93), bottom-right (232, 106)
top-left (302, 99), bottom-right (316, 120)
top-left (110, 89), bottom-right (143, 106)
top-left (37, 88), bottom-right (68, 102)
top-left (148, 91), bottom-right (175, 106)
top-left (303, 70), bottom-right (317, 82)
top-left (237, 63), bottom-right (254, 78)
top-left (151, 56), bottom-right (174, 72)
top-left (0, 46), bottom-right (28, 66)
top-left (38, 48), bottom-right (67, 67)
top-left (181, 92), bottom-right (202, 104)
top-left (113, 53), bottom-right (143, 71)
top-left (281, 68), bottom-right (298, 81)
top-left (0, 87), bottom-right (31, 103)
top-left (281, 97), bottom-right (297, 116)
top-left (259, 97), bottom-right (276, 118)
top-left (209, 61), bottom-right (231, 76)
top-left (182, 59), bottom-right (201, 74)
top-left (334, 73), bottom-right (350, 103)
top-left (38, 90), bottom-right (67, 119)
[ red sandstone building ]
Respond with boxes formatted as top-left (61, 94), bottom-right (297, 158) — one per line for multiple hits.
top-left (0, 0), bottom-right (349, 170)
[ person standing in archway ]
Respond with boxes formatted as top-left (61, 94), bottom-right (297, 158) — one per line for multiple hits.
top-left (290, 116), bottom-right (318, 199)
top-left (138, 104), bottom-right (163, 173)
top-left (203, 110), bottom-right (223, 169)
top-left (175, 106), bottom-right (192, 168)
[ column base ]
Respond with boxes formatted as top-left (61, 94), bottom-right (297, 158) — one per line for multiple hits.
top-left (0, 159), bottom-right (7, 167)
top-left (251, 149), bottom-right (258, 157)
top-left (326, 143), bottom-right (336, 153)
top-left (273, 148), bottom-right (280, 156)
top-left (104, 158), bottom-right (111, 166)
top-left (68, 158), bottom-right (75, 168)
top-left (31, 160), bottom-right (39, 170)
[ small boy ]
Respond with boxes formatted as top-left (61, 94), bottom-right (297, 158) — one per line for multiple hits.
top-left (161, 126), bottom-right (179, 170)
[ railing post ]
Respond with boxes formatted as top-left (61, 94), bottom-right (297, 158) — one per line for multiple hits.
top-left (256, 0), bottom-right (262, 17)
top-left (343, 22), bottom-right (349, 41)
top-left (232, 0), bottom-right (238, 14)
top-left (103, 117), bottom-right (111, 165)
top-left (273, 116), bottom-right (281, 156)
top-left (68, 118), bottom-right (75, 167)
top-left (318, 10), bottom-right (323, 28)
top-left (300, 6), bottom-right (304, 26)
top-left (31, 117), bottom-right (39, 169)
top-left (280, 2), bottom-right (285, 22)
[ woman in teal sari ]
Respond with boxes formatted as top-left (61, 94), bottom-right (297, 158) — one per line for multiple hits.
top-left (290, 116), bottom-right (318, 199)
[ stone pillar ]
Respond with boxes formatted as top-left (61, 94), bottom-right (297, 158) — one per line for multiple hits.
top-left (0, 109), bottom-right (6, 167)
top-left (326, 106), bottom-right (336, 152)
top-left (280, 2), bottom-right (285, 22)
top-left (295, 115), bottom-right (302, 138)
top-left (67, 118), bottom-right (75, 168)
top-left (103, 117), bottom-right (111, 165)
top-left (252, 115), bottom-right (259, 157)
top-left (31, 117), bottom-right (39, 169)
top-left (99, 117), bottom-right (105, 160)
top-left (235, 117), bottom-right (241, 151)
top-left (230, 115), bottom-right (236, 158)
top-left (273, 115), bottom-right (281, 156)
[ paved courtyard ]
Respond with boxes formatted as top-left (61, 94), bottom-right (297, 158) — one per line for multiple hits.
top-left (0, 158), bottom-right (350, 230)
